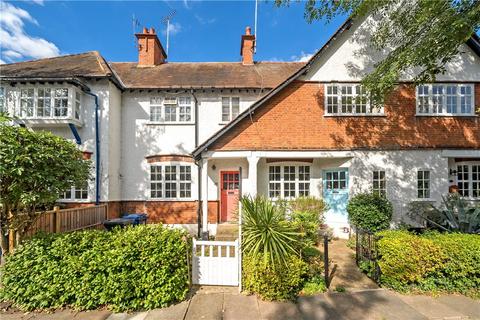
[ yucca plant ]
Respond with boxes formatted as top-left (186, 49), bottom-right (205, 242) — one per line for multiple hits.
top-left (240, 195), bottom-right (300, 267)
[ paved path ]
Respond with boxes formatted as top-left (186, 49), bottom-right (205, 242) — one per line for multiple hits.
top-left (2, 288), bottom-right (479, 320)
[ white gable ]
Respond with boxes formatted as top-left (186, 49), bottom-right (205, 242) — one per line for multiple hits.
top-left (302, 16), bottom-right (480, 82)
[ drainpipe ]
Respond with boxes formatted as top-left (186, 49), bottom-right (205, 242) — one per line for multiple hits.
top-left (84, 91), bottom-right (101, 205)
top-left (191, 89), bottom-right (202, 238)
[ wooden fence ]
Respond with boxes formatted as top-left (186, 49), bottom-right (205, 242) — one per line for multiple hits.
top-left (24, 204), bottom-right (108, 237)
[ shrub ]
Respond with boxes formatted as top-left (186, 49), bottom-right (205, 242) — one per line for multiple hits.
top-left (347, 192), bottom-right (393, 232)
top-left (242, 253), bottom-right (308, 301)
top-left (289, 197), bottom-right (327, 245)
top-left (301, 276), bottom-right (327, 296)
top-left (377, 230), bottom-right (480, 295)
top-left (241, 195), bottom-right (299, 267)
top-left (0, 225), bottom-right (190, 311)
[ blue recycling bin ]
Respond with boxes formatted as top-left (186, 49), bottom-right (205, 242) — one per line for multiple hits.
top-left (122, 213), bottom-right (147, 225)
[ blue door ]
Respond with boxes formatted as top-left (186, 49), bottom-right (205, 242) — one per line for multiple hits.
top-left (323, 169), bottom-right (349, 226)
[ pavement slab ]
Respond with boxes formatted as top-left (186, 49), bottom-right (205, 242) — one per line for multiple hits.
top-left (223, 294), bottom-right (260, 320)
top-left (397, 294), bottom-right (469, 320)
top-left (257, 299), bottom-right (302, 320)
top-left (184, 292), bottom-right (223, 320)
top-left (144, 301), bottom-right (189, 320)
top-left (435, 295), bottom-right (480, 319)
top-left (297, 295), bottom-right (345, 320)
top-left (324, 290), bottom-right (427, 320)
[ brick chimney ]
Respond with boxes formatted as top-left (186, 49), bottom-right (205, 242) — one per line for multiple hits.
top-left (240, 26), bottom-right (255, 65)
top-left (135, 27), bottom-right (167, 66)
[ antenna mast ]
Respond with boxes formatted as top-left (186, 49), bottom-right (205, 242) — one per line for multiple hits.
top-left (132, 14), bottom-right (140, 48)
top-left (162, 10), bottom-right (176, 56)
top-left (254, 0), bottom-right (258, 53)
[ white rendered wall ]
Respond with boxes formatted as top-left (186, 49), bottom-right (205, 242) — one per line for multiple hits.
top-left (302, 16), bottom-right (480, 82)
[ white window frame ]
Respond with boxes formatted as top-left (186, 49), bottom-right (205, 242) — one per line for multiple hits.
top-left (150, 163), bottom-right (193, 200)
top-left (417, 170), bottom-right (431, 199)
top-left (60, 183), bottom-right (89, 202)
top-left (221, 96), bottom-right (240, 123)
top-left (148, 96), bottom-right (193, 124)
top-left (372, 170), bottom-right (386, 196)
top-left (324, 83), bottom-right (384, 116)
top-left (267, 164), bottom-right (311, 200)
top-left (455, 162), bottom-right (480, 199)
top-left (0, 87), bottom-right (6, 114)
top-left (415, 84), bottom-right (475, 116)
top-left (14, 86), bottom-right (77, 120)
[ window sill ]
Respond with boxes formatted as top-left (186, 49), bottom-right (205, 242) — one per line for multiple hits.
top-left (415, 114), bottom-right (477, 117)
top-left (146, 121), bottom-right (195, 126)
top-left (57, 199), bottom-right (91, 203)
top-left (20, 118), bottom-right (83, 127)
top-left (148, 198), bottom-right (195, 202)
top-left (411, 198), bottom-right (436, 202)
top-left (324, 114), bottom-right (386, 117)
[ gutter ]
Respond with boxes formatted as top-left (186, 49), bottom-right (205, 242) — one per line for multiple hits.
top-left (191, 89), bottom-right (203, 238)
top-left (83, 91), bottom-right (101, 205)
top-left (0, 77), bottom-right (90, 92)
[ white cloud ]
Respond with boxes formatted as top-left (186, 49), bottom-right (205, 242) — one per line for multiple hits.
top-left (29, 0), bottom-right (45, 5)
top-left (0, 1), bottom-right (60, 63)
top-left (290, 51), bottom-right (314, 62)
top-left (183, 0), bottom-right (190, 9)
top-left (195, 14), bottom-right (216, 25)
top-left (163, 22), bottom-right (182, 36)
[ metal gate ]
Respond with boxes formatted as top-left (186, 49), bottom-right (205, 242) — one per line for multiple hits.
top-left (192, 239), bottom-right (239, 286)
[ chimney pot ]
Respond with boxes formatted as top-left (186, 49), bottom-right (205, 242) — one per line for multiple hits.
top-left (143, 27), bottom-right (148, 33)
top-left (245, 26), bottom-right (251, 35)
top-left (150, 27), bottom-right (155, 34)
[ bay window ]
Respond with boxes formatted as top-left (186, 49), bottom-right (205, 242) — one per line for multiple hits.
top-left (325, 84), bottom-right (383, 115)
top-left (150, 164), bottom-right (192, 199)
top-left (149, 96), bottom-right (193, 123)
top-left (268, 164), bottom-right (311, 199)
top-left (416, 84), bottom-right (474, 116)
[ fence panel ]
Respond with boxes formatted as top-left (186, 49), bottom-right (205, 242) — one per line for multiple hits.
top-left (25, 205), bottom-right (107, 237)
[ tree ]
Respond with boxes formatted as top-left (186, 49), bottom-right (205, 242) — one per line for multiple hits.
top-left (275, 0), bottom-right (480, 101)
top-left (0, 122), bottom-right (90, 256)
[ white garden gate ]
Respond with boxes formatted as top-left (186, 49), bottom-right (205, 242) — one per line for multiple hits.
top-left (192, 239), bottom-right (239, 286)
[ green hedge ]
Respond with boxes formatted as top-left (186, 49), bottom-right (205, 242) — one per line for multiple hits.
top-left (242, 254), bottom-right (308, 301)
top-left (0, 225), bottom-right (190, 311)
top-left (377, 230), bottom-right (480, 296)
top-left (347, 192), bottom-right (393, 232)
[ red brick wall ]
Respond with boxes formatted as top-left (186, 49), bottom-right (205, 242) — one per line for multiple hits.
top-left (210, 82), bottom-right (480, 151)
top-left (59, 201), bottom-right (218, 224)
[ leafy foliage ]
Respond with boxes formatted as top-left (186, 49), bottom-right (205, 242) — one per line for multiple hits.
top-left (240, 195), bottom-right (300, 267)
top-left (242, 253), bottom-right (308, 301)
top-left (0, 225), bottom-right (190, 311)
top-left (410, 194), bottom-right (480, 233)
top-left (274, 0), bottom-right (480, 103)
top-left (377, 230), bottom-right (480, 296)
top-left (0, 123), bottom-right (90, 254)
top-left (347, 192), bottom-right (393, 232)
top-left (289, 196), bottom-right (327, 245)
top-left (300, 275), bottom-right (327, 296)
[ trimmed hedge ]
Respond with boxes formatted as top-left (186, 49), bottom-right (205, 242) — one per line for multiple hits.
top-left (0, 225), bottom-right (190, 311)
top-left (242, 254), bottom-right (308, 301)
top-left (377, 230), bottom-right (480, 295)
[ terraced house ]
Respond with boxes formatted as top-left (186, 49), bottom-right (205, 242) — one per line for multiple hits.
top-left (1, 17), bottom-right (479, 238)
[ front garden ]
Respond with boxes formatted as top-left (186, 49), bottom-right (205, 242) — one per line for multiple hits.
top-left (348, 192), bottom-right (480, 298)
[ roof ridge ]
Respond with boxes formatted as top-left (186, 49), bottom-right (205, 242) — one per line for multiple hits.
top-left (0, 51), bottom-right (99, 67)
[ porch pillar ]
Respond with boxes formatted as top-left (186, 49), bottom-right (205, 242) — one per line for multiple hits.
top-left (247, 155), bottom-right (260, 197)
top-left (201, 158), bottom-right (209, 236)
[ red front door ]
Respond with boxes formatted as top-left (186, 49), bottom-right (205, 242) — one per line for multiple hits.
top-left (220, 171), bottom-right (240, 222)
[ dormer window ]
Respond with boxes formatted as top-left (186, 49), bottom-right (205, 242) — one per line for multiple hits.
top-left (149, 96), bottom-right (193, 123)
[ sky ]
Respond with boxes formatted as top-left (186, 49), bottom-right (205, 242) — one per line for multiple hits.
top-left (0, 0), bottom-right (348, 64)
